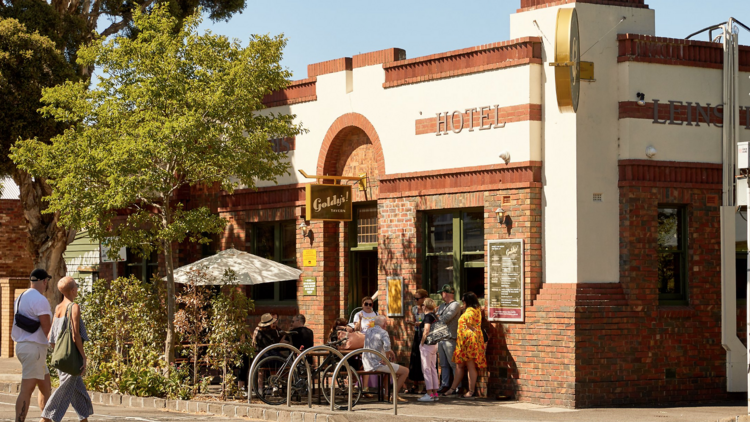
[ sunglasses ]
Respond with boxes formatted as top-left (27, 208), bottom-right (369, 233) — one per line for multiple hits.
top-left (364, 303), bottom-right (374, 306)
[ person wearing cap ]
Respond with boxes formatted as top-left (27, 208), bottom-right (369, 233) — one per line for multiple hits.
top-left (13, 269), bottom-right (53, 422)
top-left (435, 284), bottom-right (462, 395)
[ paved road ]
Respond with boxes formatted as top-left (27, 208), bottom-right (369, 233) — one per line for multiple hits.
top-left (0, 393), bottom-right (259, 422)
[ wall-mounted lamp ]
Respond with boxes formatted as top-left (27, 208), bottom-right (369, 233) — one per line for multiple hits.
top-left (645, 146), bottom-right (657, 159)
top-left (499, 151), bottom-right (511, 165)
top-left (636, 92), bottom-right (646, 107)
top-left (299, 220), bottom-right (312, 239)
top-left (495, 207), bottom-right (505, 224)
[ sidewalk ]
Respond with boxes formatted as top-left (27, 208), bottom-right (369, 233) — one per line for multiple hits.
top-left (0, 358), bottom-right (22, 383)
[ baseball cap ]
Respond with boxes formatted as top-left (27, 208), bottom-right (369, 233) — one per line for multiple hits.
top-left (30, 268), bottom-right (50, 281)
top-left (438, 284), bottom-right (455, 294)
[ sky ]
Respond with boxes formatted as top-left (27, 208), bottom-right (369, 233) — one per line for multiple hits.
top-left (197, 0), bottom-right (750, 81)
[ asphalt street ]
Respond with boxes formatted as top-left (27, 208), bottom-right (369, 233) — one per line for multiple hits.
top-left (0, 393), bottom-right (258, 422)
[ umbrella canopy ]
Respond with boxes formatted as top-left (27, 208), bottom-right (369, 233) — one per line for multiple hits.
top-left (173, 248), bottom-right (302, 286)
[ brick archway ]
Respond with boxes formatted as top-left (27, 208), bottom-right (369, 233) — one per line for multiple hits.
top-left (316, 113), bottom-right (386, 177)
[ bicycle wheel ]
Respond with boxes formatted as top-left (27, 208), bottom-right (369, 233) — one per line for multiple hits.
top-left (250, 356), bottom-right (288, 405)
top-left (321, 364), bottom-right (362, 409)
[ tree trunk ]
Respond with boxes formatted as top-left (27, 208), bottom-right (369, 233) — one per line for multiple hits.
top-left (162, 204), bottom-right (176, 366)
top-left (12, 168), bottom-right (71, 308)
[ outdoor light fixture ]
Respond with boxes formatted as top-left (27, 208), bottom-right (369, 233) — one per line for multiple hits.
top-left (495, 207), bottom-right (505, 224)
top-left (636, 92), bottom-right (646, 107)
top-left (499, 151), bottom-right (511, 164)
top-left (299, 221), bottom-right (311, 238)
top-left (646, 146), bottom-right (657, 159)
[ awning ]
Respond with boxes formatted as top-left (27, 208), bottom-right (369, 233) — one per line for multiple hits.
top-left (173, 248), bottom-right (302, 285)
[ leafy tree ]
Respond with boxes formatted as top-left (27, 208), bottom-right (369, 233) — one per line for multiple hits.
top-left (11, 5), bottom-right (302, 364)
top-left (0, 0), bottom-right (247, 306)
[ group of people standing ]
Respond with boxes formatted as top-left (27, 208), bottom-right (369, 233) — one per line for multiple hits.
top-left (12, 269), bottom-right (92, 422)
top-left (407, 284), bottom-right (487, 402)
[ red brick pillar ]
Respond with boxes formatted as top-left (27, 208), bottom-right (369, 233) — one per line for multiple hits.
top-left (0, 278), bottom-right (30, 358)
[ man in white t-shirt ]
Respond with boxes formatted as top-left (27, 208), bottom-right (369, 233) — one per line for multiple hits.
top-left (12, 269), bottom-right (53, 422)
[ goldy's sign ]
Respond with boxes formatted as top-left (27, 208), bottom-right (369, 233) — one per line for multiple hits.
top-left (305, 184), bottom-right (353, 221)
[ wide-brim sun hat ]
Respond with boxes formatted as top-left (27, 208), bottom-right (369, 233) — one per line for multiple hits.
top-left (258, 313), bottom-right (277, 327)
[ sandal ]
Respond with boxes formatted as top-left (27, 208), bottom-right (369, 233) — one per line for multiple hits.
top-left (442, 388), bottom-right (456, 397)
top-left (461, 391), bottom-right (476, 400)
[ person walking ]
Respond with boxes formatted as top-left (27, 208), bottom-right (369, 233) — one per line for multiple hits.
top-left (406, 289), bottom-right (427, 394)
top-left (13, 269), bottom-right (53, 422)
top-left (435, 284), bottom-right (461, 395)
top-left (40, 276), bottom-right (93, 422)
top-left (442, 292), bottom-right (487, 399)
top-left (417, 298), bottom-right (439, 402)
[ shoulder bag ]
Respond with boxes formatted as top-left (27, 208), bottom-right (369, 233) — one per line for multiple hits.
top-left (14, 292), bottom-right (41, 334)
top-left (51, 303), bottom-right (84, 376)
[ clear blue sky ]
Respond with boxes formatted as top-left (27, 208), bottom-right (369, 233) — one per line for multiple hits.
top-left (197, 0), bottom-right (750, 81)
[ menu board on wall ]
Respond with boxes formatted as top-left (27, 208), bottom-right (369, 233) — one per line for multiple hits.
top-left (487, 239), bottom-right (524, 322)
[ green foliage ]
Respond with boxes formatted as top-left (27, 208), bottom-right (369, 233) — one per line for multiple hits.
top-left (0, 17), bottom-right (77, 175)
top-left (205, 270), bottom-right (254, 399)
top-left (174, 268), bottom-right (213, 390)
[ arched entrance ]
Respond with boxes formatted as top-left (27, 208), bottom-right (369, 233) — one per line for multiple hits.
top-left (317, 113), bottom-right (384, 316)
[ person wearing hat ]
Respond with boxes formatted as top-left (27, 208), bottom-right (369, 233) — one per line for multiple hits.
top-left (13, 269), bottom-right (53, 422)
top-left (252, 313), bottom-right (283, 358)
top-left (435, 284), bottom-right (462, 395)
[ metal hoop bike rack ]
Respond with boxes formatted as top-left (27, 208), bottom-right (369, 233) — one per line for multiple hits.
top-left (331, 348), bottom-right (398, 415)
top-left (247, 344), bottom-right (305, 403)
top-left (285, 345), bottom-right (355, 409)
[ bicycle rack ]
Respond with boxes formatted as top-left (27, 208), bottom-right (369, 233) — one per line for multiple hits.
top-left (331, 348), bottom-right (398, 415)
top-left (285, 345), bottom-right (354, 409)
top-left (247, 343), bottom-right (304, 404)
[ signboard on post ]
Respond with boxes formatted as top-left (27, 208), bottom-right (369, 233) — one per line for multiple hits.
top-left (487, 239), bottom-right (524, 322)
top-left (305, 184), bottom-right (352, 221)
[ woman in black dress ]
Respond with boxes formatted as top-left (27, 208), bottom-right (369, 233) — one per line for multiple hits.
top-left (406, 289), bottom-right (428, 394)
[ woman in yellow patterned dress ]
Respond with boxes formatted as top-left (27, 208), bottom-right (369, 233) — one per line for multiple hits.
top-left (443, 291), bottom-right (486, 399)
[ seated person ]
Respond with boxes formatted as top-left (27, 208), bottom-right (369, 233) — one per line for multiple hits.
top-left (329, 318), bottom-right (363, 370)
top-left (362, 315), bottom-right (409, 403)
top-left (253, 313), bottom-right (283, 359)
top-left (288, 314), bottom-right (314, 351)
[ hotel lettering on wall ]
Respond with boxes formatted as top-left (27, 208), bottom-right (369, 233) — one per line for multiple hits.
top-left (305, 184), bottom-right (352, 221)
top-left (434, 105), bottom-right (507, 136)
top-left (487, 239), bottom-right (524, 322)
top-left (651, 99), bottom-right (750, 128)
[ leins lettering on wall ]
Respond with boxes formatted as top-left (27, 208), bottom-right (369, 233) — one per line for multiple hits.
top-left (651, 99), bottom-right (750, 129)
top-left (435, 105), bottom-right (506, 136)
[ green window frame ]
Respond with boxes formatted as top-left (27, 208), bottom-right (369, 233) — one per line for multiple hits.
top-left (247, 221), bottom-right (298, 303)
top-left (350, 203), bottom-right (378, 251)
top-left (657, 206), bottom-right (688, 305)
top-left (423, 209), bottom-right (485, 300)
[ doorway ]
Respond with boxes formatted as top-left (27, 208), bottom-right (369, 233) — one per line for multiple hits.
top-left (351, 251), bottom-right (378, 314)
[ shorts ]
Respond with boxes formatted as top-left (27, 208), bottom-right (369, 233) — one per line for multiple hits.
top-left (374, 362), bottom-right (401, 374)
top-left (16, 342), bottom-right (49, 380)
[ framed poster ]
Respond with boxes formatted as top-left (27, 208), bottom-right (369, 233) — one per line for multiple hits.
top-left (487, 239), bottom-right (524, 322)
top-left (386, 276), bottom-right (404, 317)
top-left (305, 184), bottom-right (352, 221)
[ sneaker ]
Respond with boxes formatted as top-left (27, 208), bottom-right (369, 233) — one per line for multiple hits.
top-left (431, 394), bottom-right (439, 402)
top-left (418, 393), bottom-right (433, 402)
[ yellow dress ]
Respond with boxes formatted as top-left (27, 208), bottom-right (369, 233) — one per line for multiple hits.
top-left (452, 307), bottom-right (487, 369)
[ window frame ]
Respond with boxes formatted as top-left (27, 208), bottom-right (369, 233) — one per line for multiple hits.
top-left (248, 221), bottom-right (298, 304)
top-left (125, 248), bottom-right (159, 283)
top-left (350, 202), bottom-right (379, 251)
top-left (657, 205), bottom-right (689, 305)
top-left (422, 208), bottom-right (485, 301)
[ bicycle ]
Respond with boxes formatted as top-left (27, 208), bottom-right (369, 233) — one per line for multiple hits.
top-left (250, 338), bottom-right (363, 408)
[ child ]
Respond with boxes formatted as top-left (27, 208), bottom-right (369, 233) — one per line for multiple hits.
top-left (418, 298), bottom-right (440, 402)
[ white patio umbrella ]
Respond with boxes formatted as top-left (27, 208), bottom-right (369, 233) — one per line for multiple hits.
top-left (173, 248), bottom-right (302, 285)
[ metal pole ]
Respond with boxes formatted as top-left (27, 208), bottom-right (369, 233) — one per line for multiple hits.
top-left (331, 349), bottom-right (398, 416)
top-left (285, 345), bottom-right (352, 409)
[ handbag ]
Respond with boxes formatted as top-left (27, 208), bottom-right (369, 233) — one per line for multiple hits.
top-left (50, 303), bottom-right (84, 376)
top-left (14, 292), bottom-right (41, 334)
top-left (424, 320), bottom-right (450, 345)
top-left (343, 331), bottom-right (365, 350)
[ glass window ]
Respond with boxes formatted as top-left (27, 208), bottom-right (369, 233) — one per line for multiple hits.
top-left (249, 221), bottom-right (298, 302)
top-left (657, 207), bottom-right (687, 304)
top-left (125, 248), bottom-right (159, 283)
top-left (356, 206), bottom-right (378, 245)
top-left (424, 209), bottom-right (485, 299)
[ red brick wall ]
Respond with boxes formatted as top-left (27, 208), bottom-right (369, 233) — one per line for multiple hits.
top-left (0, 200), bottom-right (33, 278)
top-left (576, 176), bottom-right (726, 407)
